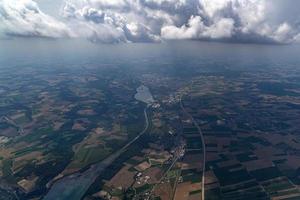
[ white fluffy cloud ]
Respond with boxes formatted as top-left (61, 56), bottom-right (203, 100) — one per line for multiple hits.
top-left (0, 0), bottom-right (73, 38)
top-left (0, 0), bottom-right (300, 43)
top-left (161, 16), bottom-right (235, 40)
top-left (161, 0), bottom-right (299, 43)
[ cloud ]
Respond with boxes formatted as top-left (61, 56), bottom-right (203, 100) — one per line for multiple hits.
top-left (0, 0), bottom-right (73, 38)
top-left (161, 0), bottom-right (300, 43)
top-left (59, 0), bottom-right (300, 43)
top-left (60, 0), bottom-right (162, 42)
top-left (0, 0), bottom-right (300, 44)
top-left (161, 16), bottom-right (235, 40)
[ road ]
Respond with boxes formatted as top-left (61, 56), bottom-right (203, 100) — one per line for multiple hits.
top-left (180, 95), bottom-right (206, 200)
top-left (148, 144), bottom-right (184, 199)
top-left (43, 106), bottom-right (150, 200)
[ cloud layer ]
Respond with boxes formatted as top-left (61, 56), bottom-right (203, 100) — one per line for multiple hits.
top-left (1, 0), bottom-right (300, 43)
top-left (0, 0), bottom-right (73, 38)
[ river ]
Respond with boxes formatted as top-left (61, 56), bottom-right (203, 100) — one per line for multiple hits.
top-left (43, 107), bottom-right (149, 200)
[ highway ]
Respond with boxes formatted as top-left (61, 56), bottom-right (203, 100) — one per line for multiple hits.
top-left (180, 95), bottom-right (206, 200)
top-left (43, 106), bottom-right (150, 200)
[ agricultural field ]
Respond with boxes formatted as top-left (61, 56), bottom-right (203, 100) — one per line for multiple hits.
top-left (0, 64), bottom-right (146, 198)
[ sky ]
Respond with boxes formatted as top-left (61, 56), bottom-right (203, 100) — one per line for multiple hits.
top-left (1, 0), bottom-right (300, 44)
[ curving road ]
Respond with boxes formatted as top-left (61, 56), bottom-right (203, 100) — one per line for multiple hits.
top-left (180, 95), bottom-right (206, 200)
top-left (43, 106), bottom-right (150, 200)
